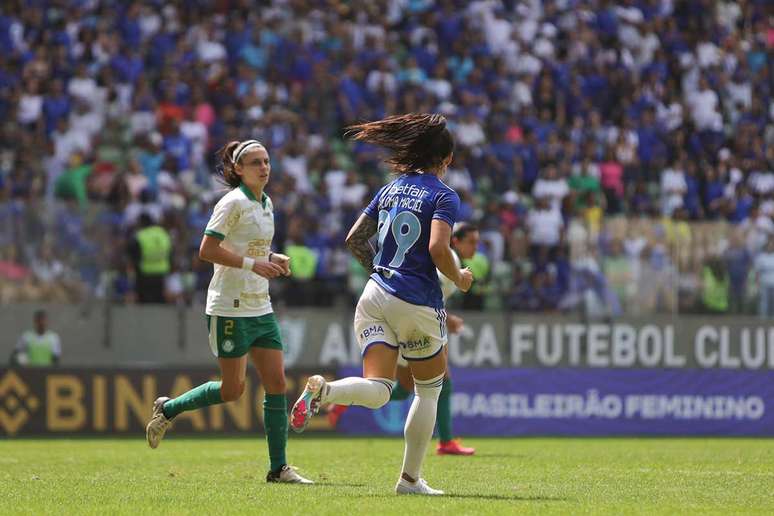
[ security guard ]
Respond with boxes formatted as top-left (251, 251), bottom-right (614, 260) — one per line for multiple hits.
top-left (11, 310), bottom-right (61, 366)
top-left (130, 213), bottom-right (172, 303)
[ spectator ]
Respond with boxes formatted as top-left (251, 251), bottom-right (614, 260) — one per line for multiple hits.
top-left (282, 217), bottom-right (320, 306)
top-left (724, 230), bottom-right (752, 314)
top-left (754, 238), bottom-right (774, 318)
top-left (660, 158), bottom-right (687, 216)
top-left (688, 76), bottom-right (723, 132)
top-left (603, 239), bottom-right (636, 313)
top-left (128, 213), bottom-right (172, 303)
top-left (10, 310), bottom-right (61, 367)
top-left (0, 0), bottom-right (770, 316)
top-left (701, 257), bottom-right (730, 314)
top-left (569, 158), bottom-right (602, 211)
top-left (460, 245), bottom-right (490, 311)
top-left (508, 269), bottom-right (561, 312)
top-left (532, 162), bottom-right (569, 212)
top-left (599, 148), bottom-right (624, 214)
top-left (526, 196), bottom-right (564, 262)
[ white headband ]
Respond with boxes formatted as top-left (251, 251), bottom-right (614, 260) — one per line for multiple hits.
top-left (232, 140), bottom-right (264, 163)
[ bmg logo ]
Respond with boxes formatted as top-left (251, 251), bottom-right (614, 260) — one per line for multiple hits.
top-left (0, 371), bottom-right (39, 436)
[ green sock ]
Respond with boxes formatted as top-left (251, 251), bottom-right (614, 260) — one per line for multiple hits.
top-left (436, 378), bottom-right (453, 442)
top-left (263, 394), bottom-right (288, 472)
top-left (390, 383), bottom-right (411, 401)
top-left (162, 381), bottom-right (223, 419)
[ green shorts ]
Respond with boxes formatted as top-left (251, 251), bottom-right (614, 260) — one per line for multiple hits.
top-left (206, 313), bottom-right (283, 358)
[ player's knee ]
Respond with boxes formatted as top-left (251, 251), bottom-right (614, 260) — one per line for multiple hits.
top-left (263, 375), bottom-right (286, 394)
top-left (221, 382), bottom-right (245, 402)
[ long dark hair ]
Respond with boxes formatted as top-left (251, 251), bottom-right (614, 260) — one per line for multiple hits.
top-left (345, 113), bottom-right (454, 174)
top-left (215, 140), bottom-right (242, 188)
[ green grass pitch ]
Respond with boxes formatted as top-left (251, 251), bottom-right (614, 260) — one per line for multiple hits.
top-left (2, 437), bottom-right (774, 514)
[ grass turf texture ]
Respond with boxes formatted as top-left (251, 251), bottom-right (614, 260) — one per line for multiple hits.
top-left (2, 437), bottom-right (773, 515)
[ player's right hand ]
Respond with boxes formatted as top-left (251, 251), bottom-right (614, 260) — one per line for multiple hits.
top-left (252, 261), bottom-right (285, 279)
top-left (455, 267), bottom-right (473, 292)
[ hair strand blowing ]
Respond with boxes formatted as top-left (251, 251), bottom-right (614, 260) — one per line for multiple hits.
top-left (344, 113), bottom-right (454, 174)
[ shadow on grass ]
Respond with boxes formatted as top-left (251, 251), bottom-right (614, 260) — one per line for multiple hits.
top-left (313, 482), bottom-right (369, 488)
top-left (349, 493), bottom-right (568, 502)
top-left (467, 453), bottom-right (529, 459)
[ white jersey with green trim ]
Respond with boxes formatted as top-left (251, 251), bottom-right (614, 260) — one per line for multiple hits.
top-left (204, 184), bottom-right (275, 317)
top-left (437, 250), bottom-right (462, 301)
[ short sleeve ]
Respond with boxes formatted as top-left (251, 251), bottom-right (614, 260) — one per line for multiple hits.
top-left (363, 185), bottom-right (387, 220)
top-left (432, 189), bottom-right (460, 228)
top-left (51, 334), bottom-right (62, 356)
top-left (205, 198), bottom-right (240, 240)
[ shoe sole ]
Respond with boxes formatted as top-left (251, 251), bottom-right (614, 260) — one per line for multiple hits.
top-left (146, 422), bottom-right (159, 449)
top-left (290, 380), bottom-right (321, 433)
top-left (395, 486), bottom-right (444, 495)
top-left (146, 398), bottom-right (168, 449)
top-left (437, 449), bottom-right (475, 456)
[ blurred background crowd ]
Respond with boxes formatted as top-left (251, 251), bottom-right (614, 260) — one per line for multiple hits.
top-left (0, 0), bottom-right (772, 317)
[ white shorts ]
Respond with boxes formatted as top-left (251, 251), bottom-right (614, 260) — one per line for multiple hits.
top-left (354, 280), bottom-right (447, 362)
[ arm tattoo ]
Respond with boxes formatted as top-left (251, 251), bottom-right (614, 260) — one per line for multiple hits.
top-left (347, 216), bottom-right (378, 272)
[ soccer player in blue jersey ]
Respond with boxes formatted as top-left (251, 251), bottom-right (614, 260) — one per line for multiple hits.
top-left (326, 222), bottom-right (481, 457)
top-left (290, 114), bottom-right (473, 495)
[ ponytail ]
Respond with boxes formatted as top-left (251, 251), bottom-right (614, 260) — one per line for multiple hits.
top-left (345, 113), bottom-right (455, 174)
top-left (215, 141), bottom-right (242, 188)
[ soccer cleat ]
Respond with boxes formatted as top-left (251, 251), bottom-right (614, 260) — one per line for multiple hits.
top-left (326, 404), bottom-right (350, 428)
top-left (436, 439), bottom-right (475, 456)
top-left (266, 464), bottom-right (314, 484)
top-left (290, 375), bottom-right (326, 433)
top-left (146, 396), bottom-right (172, 449)
top-left (395, 477), bottom-right (444, 495)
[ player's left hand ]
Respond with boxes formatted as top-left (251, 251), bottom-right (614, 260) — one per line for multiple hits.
top-left (270, 253), bottom-right (291, 276)
top-left (447, 314), bottom-right (464, 335)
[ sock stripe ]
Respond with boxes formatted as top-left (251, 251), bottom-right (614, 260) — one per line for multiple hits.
top-left (370, 378), bottom-right (395, 396)
top-left (415, 377), bottom-right (444, 389)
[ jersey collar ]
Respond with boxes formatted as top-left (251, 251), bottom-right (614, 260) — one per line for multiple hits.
top-left (239, 183), bottom-right (268, 208)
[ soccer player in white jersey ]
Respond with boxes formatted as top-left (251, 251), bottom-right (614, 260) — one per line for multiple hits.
top-left (327, 223), bottom-right (480, 456)
top-left (145, 139), bottom-right (312, 484)
top-left (290, 114), bottom-right (474, 495)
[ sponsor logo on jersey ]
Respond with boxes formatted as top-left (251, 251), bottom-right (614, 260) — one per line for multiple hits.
top-left (360, 325), bottom-right (385, 341)
top-left (402, 335), bottom-right (431, 352)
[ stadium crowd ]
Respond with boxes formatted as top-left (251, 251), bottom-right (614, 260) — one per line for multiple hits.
top-left (0, 0), bottom-right (772, 316)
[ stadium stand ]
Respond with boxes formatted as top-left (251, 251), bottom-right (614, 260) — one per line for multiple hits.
top-left (0, 0), bottom-right (771, 316)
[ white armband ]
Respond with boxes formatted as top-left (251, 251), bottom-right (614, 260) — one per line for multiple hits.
top-left (242, 257), bottom-right (256, 271)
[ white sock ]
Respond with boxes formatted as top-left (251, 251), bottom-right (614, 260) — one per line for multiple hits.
top-left (323, 377), bottom-right (395, 409)
top-left (401, 373), bottom-right (444, 481)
